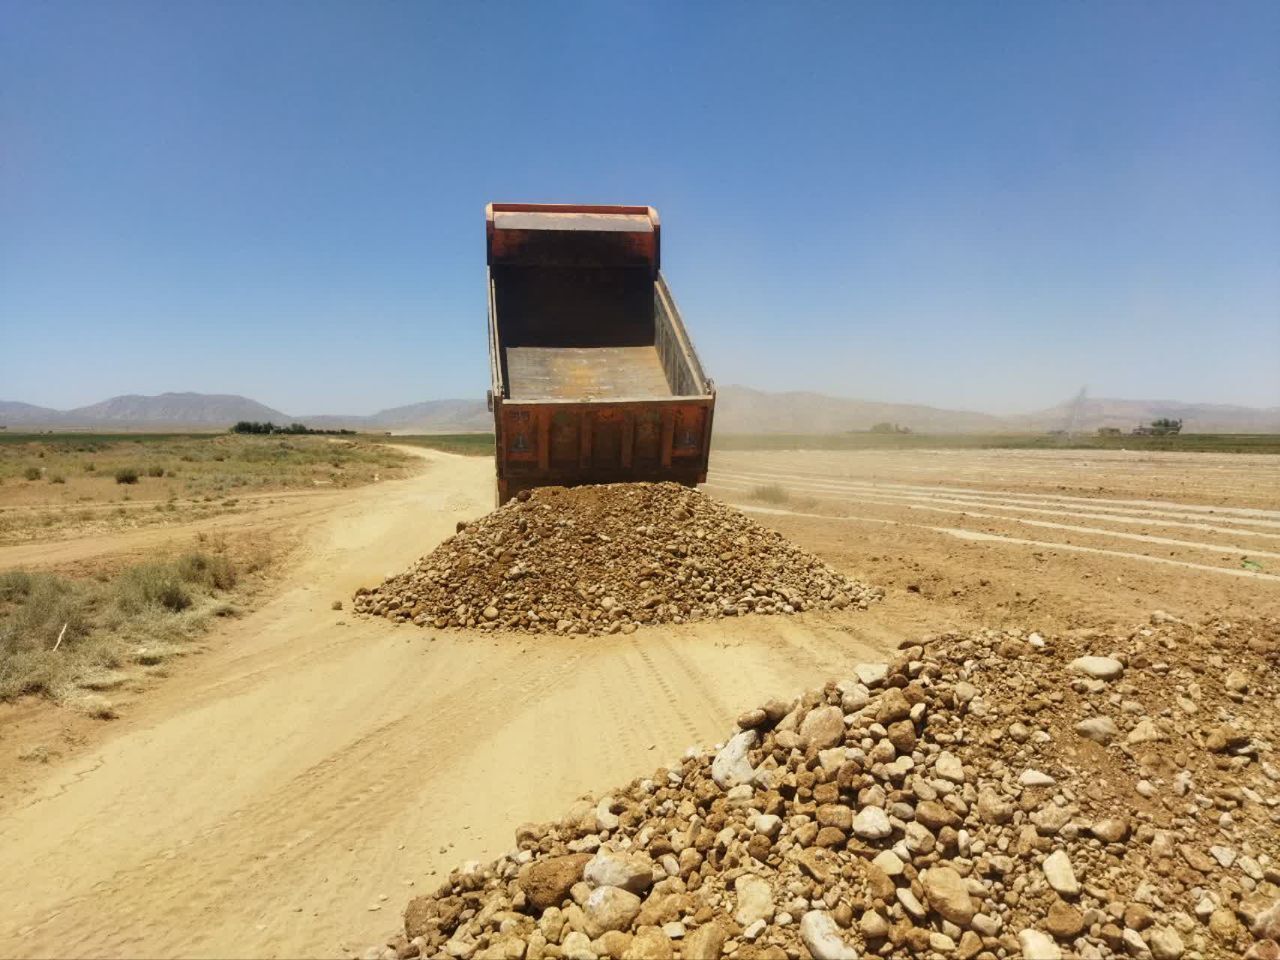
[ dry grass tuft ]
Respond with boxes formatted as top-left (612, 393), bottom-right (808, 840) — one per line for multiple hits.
top-left (750, 483), bottom-right (790, 504)
top-left (0, 549), bottom-right (244, 703)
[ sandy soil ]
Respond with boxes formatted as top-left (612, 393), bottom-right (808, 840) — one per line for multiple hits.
top-left (1, 446), bottom-right (1277, 958)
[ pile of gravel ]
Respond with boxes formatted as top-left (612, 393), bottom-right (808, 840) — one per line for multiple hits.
top-left (361, 613), bottom-right (1280, 960)
top-left (353, 483), bottom-right (879, 635)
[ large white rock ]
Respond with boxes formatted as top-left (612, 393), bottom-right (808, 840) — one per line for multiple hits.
top-left (582, 885), bottom-right (642, 939)
top-left (1069, 656), bottom-right (1124, 680)
top-left (935, 750), bottom-right (965, 783)
top-left (852, 662), bottom-right (889, 688)
top-left (1018, 928), bottom-right (1062, 959)
top-left (1043, 849), bottom-right (1080, 897)
top-left (852, 806), bottom-right (893, 840)
top-left (733, 874), bottom-right (775, 927)
top-left (800, 911), bottom-right (859, 960)
top-left (583, 849), bottom-right (653, 895)
top-left (711, 729), bottom-right (758, 788)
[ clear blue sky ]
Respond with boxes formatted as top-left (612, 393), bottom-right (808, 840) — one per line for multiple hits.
top-left (3, 1), bottom-right (1278, 415)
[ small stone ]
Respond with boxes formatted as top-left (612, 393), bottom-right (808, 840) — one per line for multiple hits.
top-left (1127, 719), bottom-right (1163, 744)
top-left (800, 911), bottom-right (858, 960)
top-left (977, 787), bottom-right (1014, 824)
top-left (853, 662), bottom-right (888, 688)
top-left (754, 814), bottom-right (782, 840)
top-left (1122, 928), bottom-right (1151, 956)
top-left (935, 750), bottom-right (965, 783)
top-left (628, 928), bottom-right (674, 960)
top-left (922, 865), bottom-right (976, 926)
top-left (1020, 769), bottom-right (1056, 787)
top-left (1018, 928), bottom-right (1062, 959)
top-left (1090, 818), bottom-right (1130, 843)
top-left (561, 932), bottom-right (594, 960)
top-left (584, 850), bottom-right (653, 895)
top-left (711, 730), bottom-right (758, 789)
top-left (1148, 927), bottom-right (1184, 960)
top-left (733, 874), bottom-right (775, 927)
top-left (582, 886), bottom-right (641, 939)
top-left (871, 850), bottom-right (904, 877)
top-left (1076, 716), bottom-right (1119, 744)
top-left (680, 921), bottom-right (726, 959)
top-left (897, 887), bottom-right (927, 920)
top-left (860, 909), bottom-right (890, 940)
top-left (1246, 896), bottom-right (1280, 938)
top-left (518, 854), bottom-right (591, 911)
top-left (1046, 900), bottom-right (1084, 938)
top-left (916, 799), bottom-right (959, 831)
top-left (800, 706), bottom-right (846, 750)
top-left (876, 687), bottom-right (912, 725)
top-left (1208, 845), bottom-right (1236, 869)
top-left (852, 806), bottom-right (893, 839)
top-left (1206, 723), bottom-right (1248, 753)
top-left (1224, 670), bottom-right (1249, 693)
top-left (1069, 656), bottom-right (1124, 680)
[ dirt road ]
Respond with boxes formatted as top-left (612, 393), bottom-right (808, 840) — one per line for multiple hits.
top-left (0, 449), bottom-right (890, 959)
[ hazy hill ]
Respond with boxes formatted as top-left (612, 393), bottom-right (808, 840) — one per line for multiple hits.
top-left (2, 389), bottom-right (1277, 434)
top-left (1011, 397), bottom-right (1280, 434)
top-left (0, 401), bottom-right (64, 425)
top-left (305, 399), bottom-right (490, 433)
top-left (712, 386), bottom-right (1007, 433)
top-left (62, 393), bottom-right (289, 427)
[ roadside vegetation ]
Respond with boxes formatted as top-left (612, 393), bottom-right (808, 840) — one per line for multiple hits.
top-left (750, 482), bottom-right (790, 504)
top-left (378, 433), bottom-right (495, 456)
top-left (0, 433), bottom-right (413, 544)
top-left (714, 432), bottom-right (1280, 454)
top-left (0, 544), bottom-right (254, 704)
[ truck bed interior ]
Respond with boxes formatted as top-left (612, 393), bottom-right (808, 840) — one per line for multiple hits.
top-left (504, 346), bottom-right (672, 400)
top-left (492, 265), bottom-right (702, 401)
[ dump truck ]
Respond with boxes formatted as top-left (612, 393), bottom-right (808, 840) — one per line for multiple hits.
top-left (486, 203), bottom-right (715, 503)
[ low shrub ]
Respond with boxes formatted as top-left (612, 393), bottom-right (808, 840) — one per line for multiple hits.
top-left (0, 572), bottom-right (93, 699)
top-left (751, 483), bottom-right (790, 504)
top-left (147, 465), bottom-right (165, 478)
top-left (114, 563), bottom-right (192, 613)
top-left (114, 467), bottom-right (140, 484)
top-left (49, 474), bottom-right (66, 484)
top-left (175, 551), bottom-right (237, 591)
top-left (23, 466), bottom-right (41, 481)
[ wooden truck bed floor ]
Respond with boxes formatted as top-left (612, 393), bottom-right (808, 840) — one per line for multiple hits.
top-left (505, 345), bottom-right (675, 400)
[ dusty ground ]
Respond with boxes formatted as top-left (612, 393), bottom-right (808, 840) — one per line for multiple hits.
top-left (0, 446), bottom-right (1277, 958)
top-left (0, 434), bottom-right (411, 545)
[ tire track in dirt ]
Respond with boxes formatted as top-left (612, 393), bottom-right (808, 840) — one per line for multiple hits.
top-left (709, 479), bottom-right (1280, 559)
top-left (715, 450), bottom-right (1280, 511)
top-left (4, 643), bottom-right (587, 958)
top-left (712, 467), bottom-right (1280, 530)
top-left (629, 643), bottom-right (705, 746)
top-left (736, 504), bottom-right (1280, 583)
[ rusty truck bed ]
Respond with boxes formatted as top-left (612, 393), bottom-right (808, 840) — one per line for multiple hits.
top-left (486, 203), bottom-right (714, 502)
top-left (504, 345), bottom-right (674, 400)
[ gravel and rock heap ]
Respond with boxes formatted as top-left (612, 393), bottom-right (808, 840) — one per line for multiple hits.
top-left (353, 483), bottom-right (879, 634)
top-left (367, 613), bottom-right (1280, 960)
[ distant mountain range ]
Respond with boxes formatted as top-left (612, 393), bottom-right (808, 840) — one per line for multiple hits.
top-left (2, 388), bottom-right (1277, 434)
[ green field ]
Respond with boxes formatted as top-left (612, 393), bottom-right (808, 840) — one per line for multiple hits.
top-left (713, 432), bottom-right (1280, 454)
top-left (378, 433), bottom-right (495, 456)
